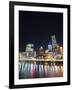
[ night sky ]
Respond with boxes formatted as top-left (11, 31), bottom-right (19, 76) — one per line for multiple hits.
top-left (19, 11), bottom-right (63, 52)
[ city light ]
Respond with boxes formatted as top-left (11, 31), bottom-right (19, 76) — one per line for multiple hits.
top-left (19, 35), bottom-right (63, 61)
top-left (19, 35), bottom-right (63, 79)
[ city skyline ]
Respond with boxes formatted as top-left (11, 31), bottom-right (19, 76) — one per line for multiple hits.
top-left (19, 11), bottom-right (63, 52)
top-left (19, 35), bottom-right (63, 53)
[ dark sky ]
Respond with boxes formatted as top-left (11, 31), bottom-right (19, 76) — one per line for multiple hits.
top-left (19, 11), bottom-right (63, 52)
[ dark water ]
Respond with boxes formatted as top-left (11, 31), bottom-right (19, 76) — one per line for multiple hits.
top-left (19, 61), bottom-right (63, 79)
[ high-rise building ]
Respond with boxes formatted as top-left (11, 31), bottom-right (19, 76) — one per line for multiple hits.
top-left (33, 51), bottom-right (37, 57)
top-left (51, 35), bottom-right (57, 52)
top-left (25, 43), bottom-right (34, 57)
top-left (48, 42), bottom-right (52, 52)
top-left (56, 44), bottom-right (60, 54)
top-left (26, 44), bottom-right (34, 52)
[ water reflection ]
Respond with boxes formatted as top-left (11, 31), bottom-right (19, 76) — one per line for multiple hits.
top-left (19, 61), bottom-right (63, 79)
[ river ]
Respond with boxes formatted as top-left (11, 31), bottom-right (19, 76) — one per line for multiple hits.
top-left (19, 61), bottom-right (63, 79)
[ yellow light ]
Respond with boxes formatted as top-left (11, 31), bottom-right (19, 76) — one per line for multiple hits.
top-left (45, 53), bottom-right (53, 60)
top-left (60, 47), bottom-right (63, 54)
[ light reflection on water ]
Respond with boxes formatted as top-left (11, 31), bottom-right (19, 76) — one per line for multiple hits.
top-left (19, 61), bottom-right (63, 79)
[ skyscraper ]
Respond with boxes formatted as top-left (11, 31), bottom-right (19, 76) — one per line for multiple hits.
top-left (51, 35), bottom-right (57, 52)
top-left (48, 42), bottom-right (52, 52)
top-left (25, 43), bottom-right (34, 57)
top-left (26, 44), bottom-right (34, 52)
